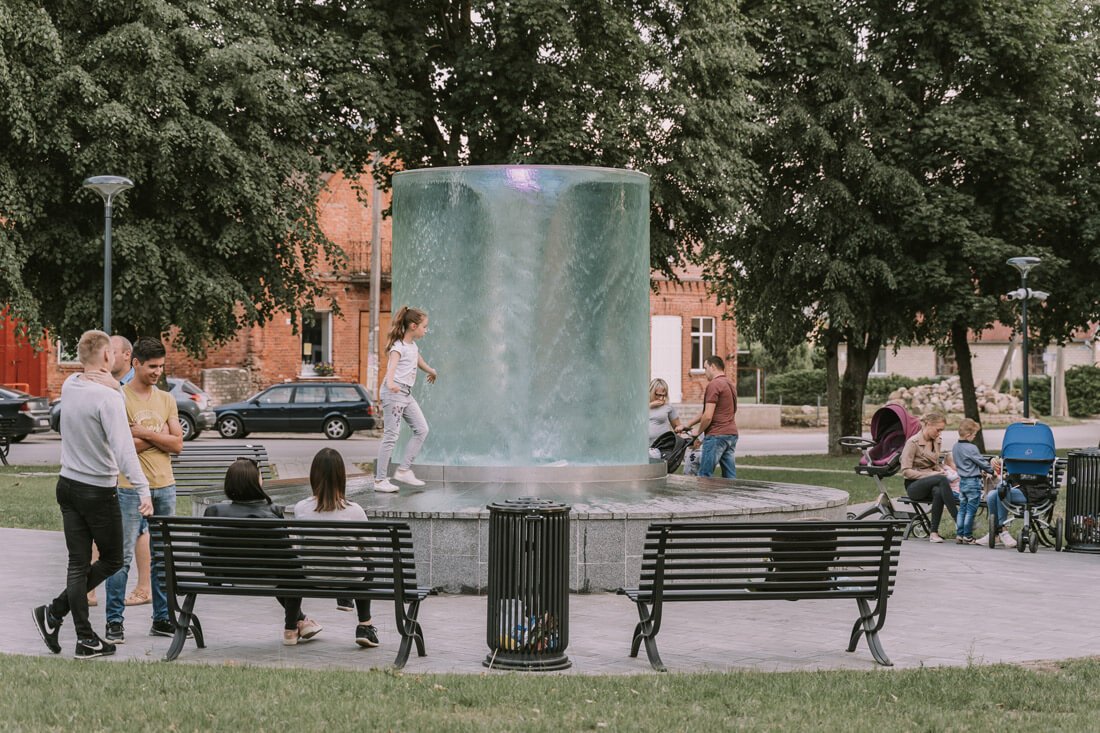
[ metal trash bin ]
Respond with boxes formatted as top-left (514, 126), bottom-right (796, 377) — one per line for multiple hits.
top-left (1064, 449), bottom-right (1100, 554)
top-left (484, 497), bottom-right (571, 671)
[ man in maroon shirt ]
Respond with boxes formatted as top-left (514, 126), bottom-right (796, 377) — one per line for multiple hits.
top-left (685, 355), bottom-right (738, 478)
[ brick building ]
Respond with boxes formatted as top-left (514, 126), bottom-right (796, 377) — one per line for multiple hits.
top-left (29, 170), bottom-right (737, 405)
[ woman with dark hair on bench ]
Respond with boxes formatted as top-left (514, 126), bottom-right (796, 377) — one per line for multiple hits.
top-left (202, 458), bottom-right (323, 646)
top-left (294, 448), bottom-right (380, 649)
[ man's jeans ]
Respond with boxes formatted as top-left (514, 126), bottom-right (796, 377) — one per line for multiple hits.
top-left (699, 434), bottom-right (739, 478)
top-left (986, 484), bottom-right (1027, 531)
top-left (106, 485), bottom-right (176, 624)
top-left (49, 476), bottom-right (124, 640)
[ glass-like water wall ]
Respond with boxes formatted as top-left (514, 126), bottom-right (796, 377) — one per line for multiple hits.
top-left (391, 166), bottom-right (650, 467)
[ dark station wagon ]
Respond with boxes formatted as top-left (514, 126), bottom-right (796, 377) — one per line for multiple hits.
top-left (214, 382), bottom-right (376, 440)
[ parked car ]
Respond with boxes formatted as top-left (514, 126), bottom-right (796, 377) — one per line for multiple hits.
top-left (0, 387), bottom-right (51, 442)
top-left (48, 376), bottom-right (216, 442)
top-left (215, 382), bottom-right (375, 440)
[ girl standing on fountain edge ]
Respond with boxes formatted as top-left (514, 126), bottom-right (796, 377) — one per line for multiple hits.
top-left (374, 307), bottom-right (437, 493)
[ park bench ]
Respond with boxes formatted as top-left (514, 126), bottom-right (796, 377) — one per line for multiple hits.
top-left (149, 516), bottom-right (433, 669)
top-left (170, 443), bottom-right (273, 495)
top-left (618, 520), bottom-right (903, 672)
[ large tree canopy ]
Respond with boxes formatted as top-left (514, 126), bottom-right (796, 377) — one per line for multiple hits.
top-left (0, 0), bottom-right (375, 351)
top-left (1, 0), bottom-right (762, 350)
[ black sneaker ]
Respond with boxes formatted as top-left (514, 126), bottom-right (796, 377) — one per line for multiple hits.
top-left (75, 634), bottom-right (116, 659)
top-left (105, 621), bottom-right (125, 644)
top-left (355, 624), bottom-right (379, 648)
top-left (33, 605), bottom-right (62, 654)
top-left (336, 598), bottom-right (354, 612)
top-left (150, 619), bottom-right (193, 639)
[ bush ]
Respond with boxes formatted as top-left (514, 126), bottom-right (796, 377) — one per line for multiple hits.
top-left (864, 374), bottom-right (939, 404)
top-left (1067, 365), bottom-right (1100, 416)
top-left (767, 369), bottom-right (826, 405)
top-left (1012, 377), bottom-right (1051, 416)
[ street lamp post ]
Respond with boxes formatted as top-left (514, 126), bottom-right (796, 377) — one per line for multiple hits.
top-left (1006, 256), bottom-right (1048, 418)
top-left (83, 176), bottom-right (134, 333)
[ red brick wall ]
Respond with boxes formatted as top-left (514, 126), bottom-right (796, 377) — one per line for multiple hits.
top-left (650, 278), bottom-right (737, 402)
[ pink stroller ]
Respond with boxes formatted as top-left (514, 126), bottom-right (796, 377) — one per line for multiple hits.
top-left (839, 404), bottom-right (924, 536)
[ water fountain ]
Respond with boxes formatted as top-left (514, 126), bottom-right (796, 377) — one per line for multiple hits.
top-left (336, 166), bottom-right (844, 591)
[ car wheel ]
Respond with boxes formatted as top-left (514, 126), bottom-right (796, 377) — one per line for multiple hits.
top-left (323, 416), bottom-right (351, 440)
top-left (217, 415), bottom-right (245, 439)
top-left (179, 414), bottom-right (197, 442)
top-left (9, 433), bottom-right (27, 443)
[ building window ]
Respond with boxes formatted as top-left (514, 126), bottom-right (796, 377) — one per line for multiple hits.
top-left (870, 346), bottom-right (887, 375)
top-left (1030, 350), bottom-right (1047, 376)
top-left (935, 350), bottom-right (957, 377)
top-left (57, 340), bottom-right (79, 365)
top-left (301, 310), bottom-right (332, 376)
top-left (691, 317), bottom-right (715, 371)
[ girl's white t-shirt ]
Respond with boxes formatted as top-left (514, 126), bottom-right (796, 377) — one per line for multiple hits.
top-left (390, 340), bottom-right (419, 387)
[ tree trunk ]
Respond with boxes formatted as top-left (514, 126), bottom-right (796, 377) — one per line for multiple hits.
top-left (839, 333), bottom-right (880, 453)
top-left (951, 322), bottom-right (985, 452)
top-left (825, 331), bottom-right (843, 456)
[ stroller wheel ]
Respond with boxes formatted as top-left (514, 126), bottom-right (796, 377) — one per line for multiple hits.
top-left (1055, 518), bottom-right (1064, 552)
top-left (988, 515), bottom-right (997, 548)
top-left (847, 512), bottom-right (857, 521)
top-left (1029, 532), bottom-right (1039, 553)
top-left (1016, 530), bottom-right (1027, 553)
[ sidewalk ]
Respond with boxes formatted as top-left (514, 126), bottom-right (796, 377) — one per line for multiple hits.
top-left (8, 526), bottom-right (1100, 674)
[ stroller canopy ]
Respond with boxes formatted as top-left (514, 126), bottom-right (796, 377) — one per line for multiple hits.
top-left (1001, 421), bottom-right (1056, 476)
top-left (863, 404), bottom-right (921, 467)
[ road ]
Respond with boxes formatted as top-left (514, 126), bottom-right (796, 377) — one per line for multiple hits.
top-left (6, 420), bottom-right (1097, 469)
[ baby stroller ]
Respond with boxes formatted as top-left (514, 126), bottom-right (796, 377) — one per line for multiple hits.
top-left (839, 404), bottom-right (925, 538)
top-left (651, 431), bottom-right (689, 475)
top-left (987, 421), bottom-right (1065, 553)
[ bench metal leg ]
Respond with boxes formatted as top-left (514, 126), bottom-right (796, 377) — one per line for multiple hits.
top-left (165, 593), bottom-right (200, 661)
top-left (847, 597), bottom-right (892, 666)
top-left (630, 602), bottom-right (667, 672)
top-left (392, 599), bottom-right (426, 670)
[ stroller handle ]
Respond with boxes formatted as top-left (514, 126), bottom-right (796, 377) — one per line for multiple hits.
top-left (838, 436), bottom-right (875, 450)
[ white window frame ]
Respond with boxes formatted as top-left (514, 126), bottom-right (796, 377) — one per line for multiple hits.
top-left (57, 339), bottom-right (79, 365)
top-left (690, 316), bottom-right (716, 373)
top-left (870, 346), bottom-right (888, 375)
top-left (300, 310), bottom-right (333, 377)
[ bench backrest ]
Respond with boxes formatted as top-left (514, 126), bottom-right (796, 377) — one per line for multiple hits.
top-left (170, 444), bottom-right (273, 495)
top-left (638, 520), bottom-right (902, 601)
top-left (149, 516), bottom-right (421, 602)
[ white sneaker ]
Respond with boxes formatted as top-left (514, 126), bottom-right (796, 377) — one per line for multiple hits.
top-left (974, 535), bottom-right (990, 546)
top-left (999, 530), bottom-right (1018, 549)
top-left (374, 478), bottom-right (399, 493)
top-left (393, 468), bottom-right (426, 487)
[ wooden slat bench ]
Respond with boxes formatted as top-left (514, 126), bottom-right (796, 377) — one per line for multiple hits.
top-left (149, 516), bottom-right (434, 669)
top-left (170, 444), bottom-right (273, 495)
top-left (618, 520), bottom-right (904, 671)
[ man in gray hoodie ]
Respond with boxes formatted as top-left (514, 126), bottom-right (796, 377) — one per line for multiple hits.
top-left (33, 330), bottom-right (151, 659)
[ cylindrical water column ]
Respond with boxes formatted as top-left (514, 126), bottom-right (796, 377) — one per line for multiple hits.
top-left (391, 165), bottom-right (650, 468)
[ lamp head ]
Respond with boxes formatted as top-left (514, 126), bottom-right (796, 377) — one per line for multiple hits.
top-left (1006, 256), bottom-right (1041, 278)
top-left (82, 176), bottom-right (134, 203)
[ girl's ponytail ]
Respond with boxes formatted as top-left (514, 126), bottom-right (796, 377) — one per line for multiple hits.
top-left (386, 306), bottom-right (427, 351)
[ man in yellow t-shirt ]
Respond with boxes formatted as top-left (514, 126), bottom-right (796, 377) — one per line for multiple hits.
top-left (103, 337), bottom-right (184, 643)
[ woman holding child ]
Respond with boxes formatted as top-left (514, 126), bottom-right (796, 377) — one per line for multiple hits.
top-left (900, 411), bottom-right (958, 544)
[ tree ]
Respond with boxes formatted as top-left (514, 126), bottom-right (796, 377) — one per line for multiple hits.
top-left (707, 0), bottom-right (925, 454)
top-left (0, 0), bottom-right (375, 351)
top-left (864, 0), bottom-right (1100, 449)
top-left (344, 0), bottom-right (762, 274)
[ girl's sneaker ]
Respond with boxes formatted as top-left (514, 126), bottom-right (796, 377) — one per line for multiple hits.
top-left (297, 618), bottom-right (323, 642)
top-left (394, 468), bottom-right (426, 487)
top-left (336, 599), bottom-right (354, 612)
top-left (374, 478), bottom-right (399, 493)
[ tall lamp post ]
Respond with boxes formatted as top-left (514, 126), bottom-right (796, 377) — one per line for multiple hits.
top-left (1006, 256), bottom-right (1049, 418)
top-left (83, 176), bottom-right (134, 333)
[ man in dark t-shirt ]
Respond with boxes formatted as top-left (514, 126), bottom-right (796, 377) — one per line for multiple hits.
top-left (685, 355), bottom-right (738, 478)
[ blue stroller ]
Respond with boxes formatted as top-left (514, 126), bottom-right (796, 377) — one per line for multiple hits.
top-left (988, 421), bottom-right (1065, 553)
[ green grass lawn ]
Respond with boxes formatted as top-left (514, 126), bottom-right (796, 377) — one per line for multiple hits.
top-left (0, 466), bottom-right (191, 530)
top-left (2, 653), bottom-right (1099, 731)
